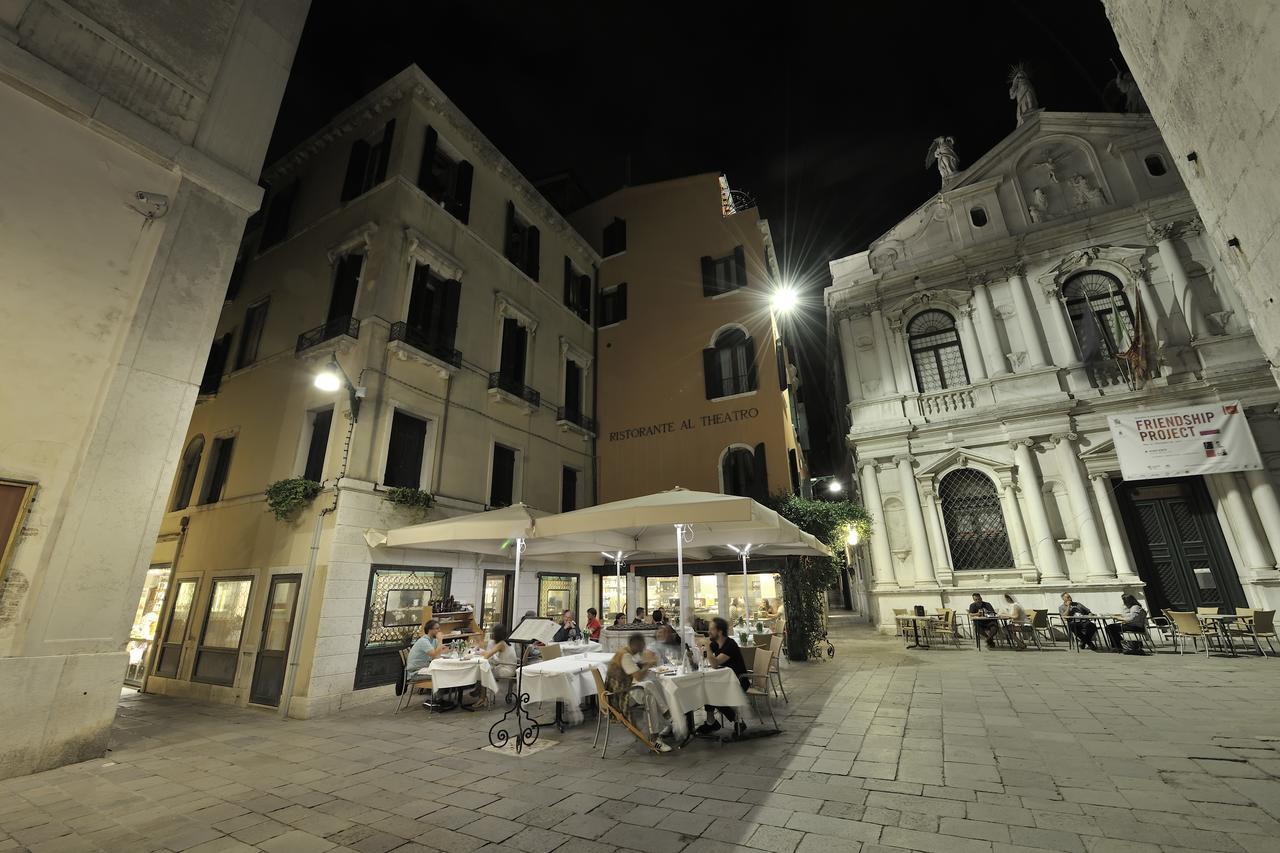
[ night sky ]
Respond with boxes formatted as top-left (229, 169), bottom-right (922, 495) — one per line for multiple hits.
top-left (266, 1), bottom-right (1128, 474)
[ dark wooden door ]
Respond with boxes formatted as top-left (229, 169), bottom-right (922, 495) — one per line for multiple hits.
top-left (250, 574), bottom-right (301, 706)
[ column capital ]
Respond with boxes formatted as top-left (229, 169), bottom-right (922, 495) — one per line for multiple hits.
top-left (857, 457), bottom-right (882, 472)
top-left (1008, 438), bottom-right (1035, 451)
top-left (1088, 471), bottom-right (1114, 482)
top-left (1050, 431), bottom-right (1079, 447)
top-left (1146, 219), bottom-right (1176, 243)
top-left (1185, 216), bottom-right (1205, 237)
top-left (1041, 281), bottom-right (1064, 300)
top-left (1002, 260), bottom-right (1026, 278)
top-left (892, 453), bottom-right (916, 466)
top-left (967, 271), bottom-right (992, 289)
top-left (957, 303), bottom-right (976, 320)
top-left (886, 316), bottom-right (904, 333)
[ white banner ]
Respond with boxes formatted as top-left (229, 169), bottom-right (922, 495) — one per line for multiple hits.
top-left (1107, 400), bottom-right (1262, 481)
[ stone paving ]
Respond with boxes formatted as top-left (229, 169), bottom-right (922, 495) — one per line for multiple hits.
top-left (4, 617), bottom-right (1280, 853)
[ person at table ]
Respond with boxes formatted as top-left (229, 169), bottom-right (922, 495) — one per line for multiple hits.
top-left (632, 606), bottom-right (648, 625)
top-left (481, 623), bottom-right (518, 679)
top-left (760, 599), bottom-right (776, 616)
top-left (606, 634), bottom-right (672, 752)
top-left (651, 609), bottom-right (666, 626)
top-left (406, 619), bottom-right (447, 673)
top-left (1003, 594), bottom-right (1029, 650)
top-left (653, 623), bottom-right (684, 665)
top-left (968, 594), bottom-right (1000, 649)
top-left (1104, 594), bottom-right (1147, 652)
top-left (1059, 593), bottom-right (1099, 650)
top-left (553, 609), bottom-right (583, 643)
top-left (696, 617), bottom-right (749, 738)
top-left (612, 612), bottom-right (627, 628)
top-left (585, 608), bottom-right (602, 641)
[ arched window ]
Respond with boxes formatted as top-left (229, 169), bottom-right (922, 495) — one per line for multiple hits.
top-left (1062, 271), bottom-right (1135, 361)
top-left (703, 327), bottom-right (757, 399)
top-left (722, 444), bottom-right (768, 502)
top-left (172, 436), bottom-right (205, 511)
top-left (939, 469), bottom-right (1013, 570)
top-left (907, 310), bottom-right (968, 392)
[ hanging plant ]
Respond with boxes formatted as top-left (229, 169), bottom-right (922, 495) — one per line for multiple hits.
top-left (265, 478), bottom-right (323, 521)
top-left (385, 487), bottom-right (434, 513)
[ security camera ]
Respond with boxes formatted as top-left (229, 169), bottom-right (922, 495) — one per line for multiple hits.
top-left (132, 191), bottom-right (170, 219)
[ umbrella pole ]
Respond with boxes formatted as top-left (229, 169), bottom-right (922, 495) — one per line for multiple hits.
top-left (615, 557), bottom-right (625, 620)
top-left (674, 523), bottom-right (686, 630)
top-left (742, 550), bottom-right (750, 624)
top-left (513, 537), bottom-right (525, 620)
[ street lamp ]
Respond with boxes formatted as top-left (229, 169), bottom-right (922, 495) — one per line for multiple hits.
top-left (313, 357), bottom-right (365, 421)
top-left (846, 526), bottom-right (860, 547)
top-left (770, 286), bottom-right (799, 314)
top-left (827, 480), bottom-right (843, 495)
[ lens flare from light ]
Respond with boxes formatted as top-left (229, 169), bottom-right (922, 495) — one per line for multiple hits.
top-left (827, 480), bottom-right (843, 494)
top-left (314, 370), bottom-right (342, 392)
top-left (770, 287), bottom-right (799, 313)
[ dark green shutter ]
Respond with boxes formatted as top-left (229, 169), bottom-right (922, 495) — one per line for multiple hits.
top-left (617, 281), bottom-right (627, 322)
top-left (341, 139), bottom-right (370, 201)
top-left (417, 126), bottom-right (439, 193)
top-left (703, 348), bottom-right (719, 399)
top-left (525, 226), bottom-right (540, 280)
top-left (745, 335), bottom-right (758, 390)
top-left (578, 274), bottom-right (592, 323)
top-left (504, 201), bottom-right (517, 261)
top-left (563, 257), bottom-right (573, 306)
top-left (701, 256), bottom-right (715, 296)
top-left (374, 119), bottom-right (395, 184)
top-left (733, 245), bottom-right (747, 288)
top-left (451, 161), bottom-right (473, 223)
top-left (440, 279), bottom-right (461, 351)
top-left (753, 443), bottom-right (769, 502)
top-left (776, 341), bottom-right (789, 390)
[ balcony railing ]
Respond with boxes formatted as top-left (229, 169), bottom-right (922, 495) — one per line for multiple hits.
top-left (296, 316), bottom-right (359, 354)
top-left (919, 387), bottom-right (977, 416)
top-left (556, 407), bottom-right (596, 433)
top-left (388, 322), bottom-right (462, 368)
top-left (488, 371), bottom-right (540, 407)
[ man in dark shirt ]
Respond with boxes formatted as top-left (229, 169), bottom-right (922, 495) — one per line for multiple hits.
top-left (552, 609), bottom-right (583, 642)
top-left (968, 593), bottom-right (1001, 648)
top-left (696, 617), bottom-right (749, 737)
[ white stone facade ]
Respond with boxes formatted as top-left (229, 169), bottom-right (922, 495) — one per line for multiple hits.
top-left (826, 111), bottom-right (1280, 630)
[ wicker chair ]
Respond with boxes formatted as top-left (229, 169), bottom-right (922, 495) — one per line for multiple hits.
top-left (933, 609), bottom-right (960, 648)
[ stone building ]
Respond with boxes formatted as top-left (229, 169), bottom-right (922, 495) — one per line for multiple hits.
top-left (826, 109), bottom-right (1280, 629)
top-left (0, 1), bottom-right (308, 779)
top-left (140, 67), bottom-right (600, 717)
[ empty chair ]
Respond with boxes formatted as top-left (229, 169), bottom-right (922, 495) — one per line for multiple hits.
top-left (745, 645), bottom-right (779, 731)
top-left (539, 643), bottom-right (562, 661)
top-left (1228, 609), bottom-right (1276, 656)
top-left (1166, 610), bottom-right (1216, 656)
top-left (767, 633), bottom-right (788, 702)
top-left (590, 669), bottom-right (659, 757)
top-left (1197, 606), bottom-right (1222, 615)
top-left (932, 608), bottom-right (960, 648)
top-left (1029, 609), bottom-right (1055, 648)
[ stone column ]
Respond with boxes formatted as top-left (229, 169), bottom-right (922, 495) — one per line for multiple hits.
top-left (894, 454), bottom-right (936, 586)
top-left (1244, 468), bottom-right (1280, 567)
top-left (858, 459), bottom-right (898, 589)
top-left (971, 280), bottom-right (1009, 377)
top-left (1214, 472), bottom-right (1275, 571)
top-left (887, 317), bottom-right (914, 393)
top-left (921, 483), bottom-right (953, 584)
top-left (870, 307), bottom-right (898, 397)
top-left (1051, 433), bottom-right (1112, 580)
top-left (1150, 221), bottom-right (1209, 339)
top-left (1089, 473), bottom-right (1137, 579)
top-left (1011, 439), bottom-right (1068, 581)
top-left (837, 315), bottom-right (864, 402)
top-left (1005, 262), bottom-right (1049, 368)
top-left (1039, 283), bottom-right (1083, 368)
top-left (1001, 482), bottom-right (1036, 572)
top-left (955, 306), bottom-right (988, 382)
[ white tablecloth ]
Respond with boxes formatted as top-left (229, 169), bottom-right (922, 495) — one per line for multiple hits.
top-left (520, 654), bottom-right (611, 723)
top-left (426, 656), bottom-right (498, 694)
top-left (551, 640), bottom-right (601, 657)
top-left (602, 627), bottom-right (657, 652)
top-left (652, 666), bottom-right (750, 740)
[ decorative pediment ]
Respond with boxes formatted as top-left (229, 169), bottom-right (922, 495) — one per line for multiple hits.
top-left (888, 287), bottom-right (973, 321)
top-left (327, 222), bottom-right (378, 262)
top-left (915, 447), bottom-right (1013, 481)
top-left (1037, 244), bottom-right (1149, 291)
top-left (1078, 437), bottom-right (1115, 458)
top-left (405, 227), bottom-right (464, 280)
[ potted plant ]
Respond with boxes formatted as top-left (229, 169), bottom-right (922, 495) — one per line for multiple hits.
top-left (264, 478), bottom-right (323, 521)
top-left (385, 486), bottom-right (433, 514)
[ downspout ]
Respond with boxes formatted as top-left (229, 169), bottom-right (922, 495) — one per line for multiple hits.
top-left (591, 263), bottom-right (600, 505)
top-left (431, 374), bottom-right (453, 495)
top-left (139, 514), bottom-right (188, 695)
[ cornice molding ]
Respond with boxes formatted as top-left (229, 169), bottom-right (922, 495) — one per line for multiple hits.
top-left (496, 292), bottom-right (538, 333)
top-left (327, 222), bottom-right (379, 263)
top-left (404, 226), bottom-right (464, 280)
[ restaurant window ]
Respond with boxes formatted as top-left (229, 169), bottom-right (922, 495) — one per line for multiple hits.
top-left (235, 298), bottom-right (269, 370)
top-left (192, 577), bottom-right (253, 686)
top-left (601, 575), bottom-right (626, 622)
top-left (490, 443), bottom-right (517, 508)
top-left (199, 334), bottom-right (231, 396)
top-left (504, 202), bottom-right (540, 280)
top-left (406, 263), bottom-right (461, 357)
top-left (563, 257), bottom-right (592, 323)
top-left (341, 118), bottom-right (396, 202)
top-left (154, 577), bottom-right (196, 678)
top-left (356, 566), bottom-right (450, 689)
top-left (908, 309), bottom-right (968, 392)
top-left (700, 246), bottom-right (747, 296)
top-left (301, 407), bottom-right (333, 484)
top-left (645, 577), bottom-right (679, 617)
top-left (537, 573), bottom-right (579, 619)
top-left (727, 572), bottom-right (782, 624)
top-left (599, 282), bottom-right (628, 326)
top-left (259, 181), bottom-right (297, 251)
top-left (939, 468), bottom-right (1013, 570)
top-left (417, 126), bottom-right (474, 223)
top-left (602, 217), bottom-right (626, 256)
top-left (721, 443), bottom-right (768, 503)
top-left (690, 575), bottom-right (719, 628)
top-left (703, 327), bottom-right (757, 399)
top-left (1062, 271), bottom-right (1135, 361)
top-left (561, 466), bottom-right (578, 513)
top-left (198, 436), bottom-right (235, 506)
top-left (124, 566), bottom-right (170, 687)
top-left (171, 436), bottom-right (205, 511)
top-left (383, 410), bottom-right (430, 490)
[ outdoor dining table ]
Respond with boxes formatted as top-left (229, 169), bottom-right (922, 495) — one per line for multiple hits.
top-left (552, 639), bottom-right (602, 657)
top-left (521, 651), bottom-right (612, 729)
top-left (897, 614), bottom-right (941, 649)
top-left (650, 665), bottom-right (750, 741)
top-left (426, 654), bottom-right (499, 711)
top-left (1055, 614), bottom-right (1113, 651)
top-left (1198, 614), bottom-right (1242, 656)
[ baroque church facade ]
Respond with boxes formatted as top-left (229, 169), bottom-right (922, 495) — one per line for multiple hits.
top-left (826, 106), bottom-right (1280, 628)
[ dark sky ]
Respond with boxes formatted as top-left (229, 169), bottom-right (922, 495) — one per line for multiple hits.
top-left (267, 1), bottom-right (1127, 475)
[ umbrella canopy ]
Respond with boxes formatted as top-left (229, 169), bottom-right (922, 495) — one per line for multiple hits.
top-left (384, 503), bottom-right (545, 552)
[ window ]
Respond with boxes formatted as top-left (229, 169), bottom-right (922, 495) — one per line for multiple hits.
top-left (356, 566), bottom-right (450, 689)
top-left (301, 407), bottom-right (333, 483)
top-left (235, 299), bottom-right (269, 370)
top-left (199, 436), bottom-right (235, 505)
top-left (561, 466), bottom-right (578, 512)
top-left (601, 574), bottom-right (625, 621)
top-left (1062, 271), bottom-right (1135, 362)
top-left (775, 340), bottom-right (789, 391)
top-left (703, 327), bottom-right (757, 399)
top-left (1144, 154), bottom-right (1168, 177)
top-left (939, 469), bottom-right (1013, 570)
top-left (537, 573), bottom-right (579, 619)
top-left (701, 246), bottom-right (747, 296)
top-left (417, 126), bottom-right (474, 223)
top-left (406, 264), bottom-right (461, 356)
top-left (259, 182), bottom-right (297, 251)
top-left (171, 436), bottom-right (205, 511)
top-left (498, 317), bottom-right (528, 384)
top-left (341, 119), bottom-right (396, 202)
top-left (727, 572), bottom-right (781, 623)
top-left (602, 217), bottom-right (626, 256)
top-left (600, 283), bottom-right (628, 326)
top-left (199, 334), bottom-right (232, 396)
top-left (563, 358), bottom-right (583, 419)
top-left (328, 253), bottom-right (363, 325)
top-left (154, 577), bottom-right (196, 677)
top-left (192, 577), bottom-right (253, 685)
top-left (908, 310), bottom-right (968, 392)
top-left (490, 444), bottom-right (517, 508)
top-left (969, 206), bottom-right (988, 227)
top-left (722, 444), bottom-right (768, 502)
top-left (788, 448), bottom-right (801, 495)
top-left (504, 202), bottom-right (540, 280)
top-left (225, 255), bottom-right (248, 302)
top-left (384, 410), bottom-right (429, 489)
top-left (563, 257), bottom-right (592, 323)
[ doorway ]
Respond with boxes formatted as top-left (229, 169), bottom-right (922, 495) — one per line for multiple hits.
top-left (124, 566), bottom-right (170, 687)
top-left (249, 574), bottom-right (301, 706)
top-left (1117, 477), bottom-right (1246, 613)
top-left (481, 570), bottom-right (512, 629)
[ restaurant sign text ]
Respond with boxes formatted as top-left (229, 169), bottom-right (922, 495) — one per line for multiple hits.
top-left (608, 407), bottom-right (759, 442)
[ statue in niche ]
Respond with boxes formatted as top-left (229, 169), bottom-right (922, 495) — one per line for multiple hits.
top-left (1029, 154), bottom-right (1061, 183)
top-left (1008, 64), bottom-right (1039, 126)
top-left (925, 136), bottom-right (959, 183)
top-left (1028, 186), bottom-right (1050, 223)
top-left (1108, 64), bottom-right (1149, 113)
top-left (1070, 174), bottom-right (1106, 209)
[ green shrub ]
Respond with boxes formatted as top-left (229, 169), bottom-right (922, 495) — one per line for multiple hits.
top-left (385, 487), bottom-right (433, 513)
top-left (264, 478), bottom-right (323, 521)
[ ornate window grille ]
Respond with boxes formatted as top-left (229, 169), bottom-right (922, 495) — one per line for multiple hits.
top-left (939, 469), bottom-right (1013, 570)
top-left (908, 309), bottom-right (968, 392)
top-left (1062, 271), bottom-right (1135, 360)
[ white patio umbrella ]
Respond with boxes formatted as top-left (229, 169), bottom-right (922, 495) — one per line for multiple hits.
top-left (727, 527), bottom-right (830, 620)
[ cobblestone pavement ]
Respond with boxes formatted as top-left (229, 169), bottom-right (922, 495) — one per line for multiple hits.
top-left (4, 616), bottom-right (1280, 853)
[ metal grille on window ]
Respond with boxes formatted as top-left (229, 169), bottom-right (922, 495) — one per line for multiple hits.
top-left (908, 310), bottom-right (968, 392)
top-left (939, 469), bottom-right (1013, 570)
top-left (1063, 271), bottom-right (1135, 360)
top-left (363, 568), bottom-right (449, 647)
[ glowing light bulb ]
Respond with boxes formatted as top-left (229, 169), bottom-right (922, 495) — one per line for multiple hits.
top-left (771, 287), bottom-right (799, 313)
top-left (314, 370), bottom-right (341, 392)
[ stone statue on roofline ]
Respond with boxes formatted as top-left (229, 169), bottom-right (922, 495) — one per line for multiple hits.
top-left (1008, 63), bottom-right (1039, 126)
top-left (1107, 62), bottom-right (1149, 113)
top-left (925, 136), bottom-right (959, 184)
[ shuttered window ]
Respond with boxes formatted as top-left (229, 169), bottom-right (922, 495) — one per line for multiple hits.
top-left (600, 283), bottom-right (627, 326)
top-left (562, 257), bottom-right (592, 323)
top-left (504, 202), bottom-right (540, 280)
top-left (417, 126), bottom-right (474, 223)
top-left (199, 437), bottom-right (235, 505)
top-left (200, 334), bottom-right (232, 396)
top-left (302, 408), bottom-right (333, 484)
top-left (703, 328), bottom-right (757, 399)
top-left (700, 246), bottom-right (748, 296)
top-left (603, 218), bottom-right (626, 256)
top-left (384, 411), bottom-right (428, 490)
top-left (259, 182), bottom-right (297, 250)
top-left (490, 445), bottom-right (517, 508)
top-left (235, 299), bottom-right (269, 370)
top-left (407, 264), bottom-right (462, 353)
top-left (341, 119), bottom-right (396, 202)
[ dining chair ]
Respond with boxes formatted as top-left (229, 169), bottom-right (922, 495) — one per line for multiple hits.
top-left (540, 643), bottom-right (562, 661)
top-left (1166, 610), bottom-right (1215, 655)
top-left (1029, 609), bottom-right (1054, 648)
top-left (395, 648), bottom-right (434, 714)
top-left (1228, 609), bottom-right (1275, 656)
top-left (932, 609), bottom-right (960, 648)
top-left (589, 669), bottom-right (658, 757)
top-left (892, 608), bottom-right (913, 646)
top-left (745, 645), bottom-right (779, 731)
top-left (1197, 606), bottom-right (1222, 615)
top-left (767, 634), bottom-right (788, 702)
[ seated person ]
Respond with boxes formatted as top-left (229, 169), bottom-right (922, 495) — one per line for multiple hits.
top-left (552, 609), bottom-right (583, 643)
top-left (406, 620), bottom-right (448, 708)
top-left (651, 609), bottom-right (666, 626)
top-left (653, 623), bottom-right (684, 665)
top-left (612, 612), bottom-right (627, 628)
top-left (586, 607), bottom-right (602, 641)
top-left (632, 606), bottom-right (648, 624)
top-left (481, 624), bottom-right (517, 679)
top-left (1105, 594), bottom-right (1147, 652)
top-left (1003, 594), bottom-right (1029, 650)
top-left (1059, 593), bottom-right (1099, 650)
top-left (968, 594), bottom-right (1000, 648)
top-left (606, 634), bottom-right (672, 752)
top-left (760, 599), bottom-right (776, 616)
top-left (697, 617), bottom-right (749, 737)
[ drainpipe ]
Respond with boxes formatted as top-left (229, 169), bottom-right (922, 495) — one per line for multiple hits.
top-left (279, 501), bottom-right (332, 720)
top-left (591, 263), bottom-right (600, 505)
top-left (431, 373), bottom-right (453, 495)
top-left (139, 515), bottom-right (188, 695)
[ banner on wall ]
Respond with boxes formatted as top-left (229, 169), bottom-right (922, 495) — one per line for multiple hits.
top-left (1107, 400), bottom-right (1263, 481)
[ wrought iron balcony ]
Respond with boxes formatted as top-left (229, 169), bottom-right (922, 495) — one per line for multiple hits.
top-left (556, 407), bottom-right (596, 434)
top-left (296, 316), bottom-right (359, 354)
top-left (488, 371), bottom-right (540, 408)
top-left (388, 322), bottom-right (462, 368)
